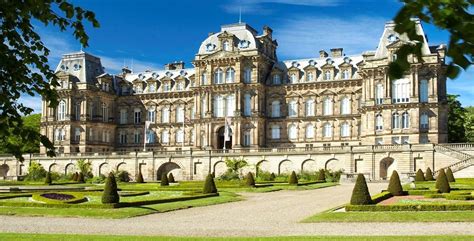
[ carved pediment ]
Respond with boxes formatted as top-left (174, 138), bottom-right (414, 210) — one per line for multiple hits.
top-left (319, 89), bottom-right (337, 96)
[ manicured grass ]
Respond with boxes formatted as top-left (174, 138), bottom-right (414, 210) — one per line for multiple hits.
top-left (0, 233), bottom-right (473, 241)
top-left (407, 178), bottom-right (474, 190)
top-left (0, 191), bottom-right (241, 219)
top-left (303, 210), bottom-right (474, 223)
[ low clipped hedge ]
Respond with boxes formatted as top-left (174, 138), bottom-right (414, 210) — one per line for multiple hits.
top-left (0, 201), bottom-right (119, 209)
top-left (346, 203), bottom-right (474, 212)
top-left (424, 193), bottom-right (445, 198)
top-left (371, 191), bottom-right (393, 203)
top-left (445, 194), bottom-right (473, 201)
top-left (32, 192), bottom-right (88, 204)
top-left (0, 193), bottom-right (32, 199)
top-left (118, 191), bottom-right (150, 197)
top-left (406, 190), bottom-right (439, 195)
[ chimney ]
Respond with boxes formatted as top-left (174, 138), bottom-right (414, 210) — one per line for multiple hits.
top-left (122, 67), bottom-right (132, 74)
top-left (330, 48), bottom-right (343, 57)
top-left (165, 61), bottom-right (185, 70)
top-left (263, 25), bottom-right (273, 38)
top-left (319, 50), bottom-right (328, 58)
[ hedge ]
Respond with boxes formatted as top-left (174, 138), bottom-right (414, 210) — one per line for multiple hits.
top-left (0, 193), bottom-right (32, 200)
top-left (32, 192), bottom-right (87, 204)
top-left (407, 190), bottom-right (439, 195)
top-left (118, 193), bottom-right (219, 207)
top-left (445, 195), bottom-right (473, 201)
top-left (118, 191), bottom-right (150, 197)
top-left (371, 191), bottom-right (393, 204)
top-left (346, 203), bottom-right (474, 211)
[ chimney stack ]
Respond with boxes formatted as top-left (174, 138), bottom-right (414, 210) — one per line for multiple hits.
top-left (165, 61), bottom-right (185, 70)
top-left (319, 50), bottom-right (328, 58)
top-left (122, 67), bottom-right (132, 74)
top-left (330, 48), bottom-right (343, 57)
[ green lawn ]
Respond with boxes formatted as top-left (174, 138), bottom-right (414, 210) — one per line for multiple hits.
top-left (0, 191), bottom-right (241, 219)
top-left (0, 233), bottom-right (473, 241)
top-left (406, 178), bottom-right (474, 190)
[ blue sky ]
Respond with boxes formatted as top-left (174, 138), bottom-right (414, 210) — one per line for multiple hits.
top-left (21, 0), bottom-right (473, 112)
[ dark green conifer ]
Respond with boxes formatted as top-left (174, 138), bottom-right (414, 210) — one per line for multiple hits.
top-left (446, 167), bottom-right (455, 182)
top-left (160, 173), bottom-right (169, 186)
top-left (350, 174), bottom-right (373, 205)
top-left (203, 174), bottom-right (218, 194)
top-left (245, 172), bottom-right (256, 187)
top-left (415, 169), bottom-right (425, 182)
top-left (102, 172), bottom-right (119, 204)
top-left (387, 170), bottom-right (404, 196)
top-left (435, 169), bottom-right (451, 193)
top-left (425, 167), bottom-right (435, 181)
top-left (288, 171), bottom-right (298, 185)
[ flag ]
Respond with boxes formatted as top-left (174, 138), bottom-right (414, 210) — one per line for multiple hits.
top-left (224, 117), bottom-right (232, 141)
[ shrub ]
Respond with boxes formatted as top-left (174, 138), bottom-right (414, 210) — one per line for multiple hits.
top-left (435, 169), bottom-right (451, 193)
top-left (245, 172), bottom-right (255, 187)
top-left (160, 173), bottom-right (169, 186)
top-left (168, 173), bottom-right (175, 183)
top-left (78, 172), bottom-right (85, 183)
top-left (318, 169), bottom-right (326, 182)
top-left (425, 167), bottom-right (434, 181)
top-left (44, 172), bottom-right (52, 185)
top-left (72, 172), bottom-right (79, 182)
top-left (299, 171), bottom-right (318, 181)
top-left (325, 169), bottom-right (343, 182)
top-left (136, 172), bottom-right (144, 183)
top-left (388, 170), bottom-right (404, 196)
top-left (275, 173), bottom-right (289, 182)
top-left (77, 159), bottom-right (93, 179)
top-left (270, 172), bottom-right (276, 181)
top-left (25, 161), bottom-right (47, 181)
top-left (256, 171), bottom-right (274, 182)
top-left (90, 174), bottom-right (106, 184)
top-left (115, 170), bottom-right (130, 182)
top-left (203, 174), bottom-right (218, 194)
top-left (288, 171), bottom-right (298, 185)
top-left (350, 174), bottom-right (372, 205)
top-left (218, 170), bottom-right (240, 181)
top-left (415, 169), bottom-right (425, 182)
top-left (446, 167), bottom-right (455, 182)
top-left (102, 172), bottom-right (120, 204)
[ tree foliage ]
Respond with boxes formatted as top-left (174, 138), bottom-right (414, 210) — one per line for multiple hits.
top-left (25, 161), bottom-right (47, 181)
top-left (465, 107), bottom-right (474, 143)
top-left (0, 0), bottom-right (99, 160)
top-left (350, 174), bottom-right (373, 205)
top-left (391, 0), bottom-right (472, 80)
top-left (44, 171), bottom-right (52, 185)
top-left (0, 114), bottom-right (41, 155)
top-left (77, 159), bottom-right (93, 178)
top-left (136, 171), bottom-right (144, 183)
top-left (447, 95), bottom-right (468, 143)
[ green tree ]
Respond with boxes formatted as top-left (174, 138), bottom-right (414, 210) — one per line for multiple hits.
top-left (203, 174), bottom-right (218, 194)
top-left (102, 172), bottom-right (119, 204)
top-left (0, 0), bottom-right (99, 160)
top-left (350, 174), bottom-right (373, 205)
top-left (318, 169), bottom-right (326, 182)
top-left (391, 0), bottom-right (472, 80)
top-left (168, 173), bottom-right (175, 183)
top-left (447, 95), bottom-right (468, 143)
top-left (44, 171), bottom-right (52, 185)
top-left (0, 114), bottom-right (41, 155)
top-left (387, 171), bottom-right (404, 196)
top-left (465, 107), bottom-right (474, 142)
top-left (25, 161), bottom-right (47, 181)
top-left (77, 159), bottom-right (93, 178)
top-left (136, 171), bottom-right (144, 183)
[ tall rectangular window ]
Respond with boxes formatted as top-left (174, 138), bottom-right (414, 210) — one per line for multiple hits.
top-left (271, 125), bottom-right (280, 139)
top-left (134, 109), bottom-right (141, 124)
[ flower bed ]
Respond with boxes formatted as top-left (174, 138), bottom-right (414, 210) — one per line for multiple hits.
top-left (32, 192), bottom-right (88, 204)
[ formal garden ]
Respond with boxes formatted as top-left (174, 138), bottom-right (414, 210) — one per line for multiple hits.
top-left (305, 167), bottom-right (474, 222)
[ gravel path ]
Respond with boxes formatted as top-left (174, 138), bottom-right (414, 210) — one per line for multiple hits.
top-left (1, 183), bottom-right (473, 237)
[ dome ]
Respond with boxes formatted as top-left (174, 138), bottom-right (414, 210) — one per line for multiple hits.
top-left (197, 23), bottom-right (259, 55)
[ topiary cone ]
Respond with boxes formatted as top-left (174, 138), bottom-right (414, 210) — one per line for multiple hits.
top-left (415, 169), bottom-right (425, 182)
top-left (78, 172), bottom-right (85, 183)
top-left (435, 169), bottom-right (451, 193)
top-left (45, 172), bottom-right (52, 185)
top-left (102, 172), bottom-right (119, 204)
top-left (350, 174), bottom-right (372, 205)
top-left (318, 169), bottom-right (326, 182)
top-left (245, 172), bottom-right (255, 187)
top-left (168, 173), bottom-right (175, 183)
top-left (425, 167), bottom-right (434, 181)
top-left (71, 172), bottom-right (77, 182)
top-left (203, 173), bottom-right (218, 194)
top-left (270, 172), bottom-right (276, 181)
top-left (136, 171), bottom-right (144, 183)
top-left (160, 173), bottom-right (169, 186)
top-left (288, 171), bottom-right (298, 185)
top-left (446, 167), bottom-right (455, 182)
top-left (387, 170), bottom-right (404, 196)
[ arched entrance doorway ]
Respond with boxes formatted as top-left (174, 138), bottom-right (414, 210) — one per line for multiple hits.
top-left (380, 157), bottom-right (394, 180)
top-left (217, 126), bottom-right (232, 149)
top-left (156, 162), bottom-right (181, 181)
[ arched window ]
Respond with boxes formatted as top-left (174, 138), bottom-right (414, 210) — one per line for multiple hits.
top-left (176, 129), bottom-right (184, 143)
top-left (376, 114), bottom-right (383, 130)
top-left (146, 130), bottom-right (155, 143)
top-left (226, 94), bottom-right (235, 117)
top-left (392, 112), bottom-right (400, 129)
top-left (223, 40), bottom-right (230, 51)
top-left (226, 68), bottom-right (235, 83)
top-left (148, 83), bottom-right (156, 93)
top-left (307, 72), bottom-right (314, 82)
top-left (288, 124), bottom-right (297, 140)
top-left (290, 73), bottom-right (297, 84)
top-left (134, 108), bottom-right (141, 124)
top-left (214, 68), bottom-right (223, 84)
top-left (271, 100), bottom-right (281, 118)
top-left (305, 99), bottom-right (315, 116)
top-left (102, 103), bottom-right (108, 122)
top-left (402, 111), bottom-right (410, 129)
top-left (288, 100), bottom-right (298, 117)
top-left (341, 122), bottom-right (350, 137)
top-left (375, 83), bottom-right (384, 105)
top-left (271, 125), bottom-right (280, 139)
top-left (305, 124), bottom-right (314, 139)
top-left (324, 70), bottom-right (331, 80)
top-left (272, 74), bottom-right (281, 85)
top-left (161, 107), bottom-right (170, 123)
top-left (214, 95), bottom-right (225, 117)
top-left (176, 106), bottom-right (184, 122)
top-left (392, 78), bottom-right (410, 103)
top-left (147, 107), bottom-right (156, 122)
top-left (162, 82), bottom-right (170, 92)
top-left (340, 97), bottom-right (351, 115)
top-left (161, 130), bottom-right (169, 144)
top-left (176, 81), bottom-right (184, 91)
top-left (243, 130), bottom-right (251, 146)
top-left (57, 100), bottom-right (66, 120)
top-left (323, 97), bottom-right (333, 115)
top-left (244, 93), bottom-right (251, 116)
top-left (420, 113), bottom-right (429, 129)
top-left (342, 69), bottom-right (350, 79)
top-left (201, 71), bottom-right (207, 85)
top-left (420, 79), bottom-right (428, 103)
top-left (323, 123), bottom-right (332, 137)
top-left (244, 67), bottom-right (252, 83)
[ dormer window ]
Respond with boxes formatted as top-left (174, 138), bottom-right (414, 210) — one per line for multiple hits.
top-left (291, 61), bottom-right (299, 68)
top-left (206, 43), bottom-right (216, 52)
top-left (342, 69), bottom-right (350, 79)
top-left (326, 58), bottom-right (333, 65)
top-left (180, 70), bottom-right (187, 76)
top-left (223, 40), bottom-right (230, 51)
top-left (238, 40), bottom-right (250, 49)
top-left (308, 60), bottom-right (316, 66)
top-left (324, 70), bottom-right (332, 80)
top-left (272, 74), bottom-right (281, 85)
top-left (163, 82), bottom-right (170, 92)
top-left (148, 83), bottom-right (156, 93)
top-left (344, 57), bottom-right (351, 64)
top-left (166, 71), bottom-right (173, 77)
top-left (388, 34), bottom-right (398, 43)
top-left (176, 81), bottom-right (184, 91)
top-left (290, 73), bottom-right (297, 84)
top-left (73, 64), bottom-right (81, 71)
top-left (307, 72), bottom-right (314, 82)
top-left (60, 65), bottom-right (67, 71)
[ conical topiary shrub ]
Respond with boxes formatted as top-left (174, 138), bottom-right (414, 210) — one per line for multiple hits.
top-left (270, 172), bottom-right (276, 181)
top-left (211, 172), bottom-right (215, 178)
top-left (415, 169), bottom-right (425, 182)
top-left (136, 171), bottom-right (144, 183)
top-left (160, 173), bottom-right (169, 186)
top-left (446, 167), bottom-right (455, 182)
top-left (102, 172), bottom-right (119, 204)
top-left (78, 172), bottom-right (85, 183)
top-left (350, 174), bottom-right (372, 205)
top-left (245, 172), bottom-right (255, 187)
top-left (71, 172), bottom-right (77, 181)
top-left (203, 174), bottom-right (218, 194)
top-left (318, 169), bottom-right (326, 182)
top-left (168, 173), bottom-right (175, 183)
top-left (425, 167), bottom-right (435, 181)
top-left (435, 169), bottom-right (451, 193)
top-left (45, 172), bottom-right (52, 185)
top-left (288, 171), bottom-right (298, 185)
top-left (387, 170), bottom-right (404, 196)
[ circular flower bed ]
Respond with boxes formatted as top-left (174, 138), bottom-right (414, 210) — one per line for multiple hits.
top-left (32, 192), bottom-right (87, 204)
top-left (40, 193), bottom-right (75, 201)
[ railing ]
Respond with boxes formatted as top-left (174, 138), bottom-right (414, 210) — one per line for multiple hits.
top-left (440, 143), bottom-right (474, 151)
top-left (434, 145), bottom-right (472, 161)
top-left (433, 158), bottom-right (473, 176)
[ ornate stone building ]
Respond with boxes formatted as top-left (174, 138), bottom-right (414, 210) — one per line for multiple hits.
top-left (39, 20), bottom-right (448, 155)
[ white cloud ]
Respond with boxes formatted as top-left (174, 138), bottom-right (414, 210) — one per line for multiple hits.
top-left (224, 0), bottom-right (343, 14)
top-left (274, 15), bottom-right (386, 59)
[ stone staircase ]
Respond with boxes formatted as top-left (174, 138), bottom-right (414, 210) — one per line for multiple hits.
top-left (433, 144), bottom-right (474, 176)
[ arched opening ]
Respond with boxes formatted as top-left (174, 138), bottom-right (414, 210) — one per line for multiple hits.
top-left (65, 163), bottom-right (76, 175)
top-left (49, 163), bottom-right (59, 173)
top-left (213, 161), bottom-right (227, 177)
top-left (325, 158), bottom-right (340, 171)
top-left (380, 157), bottom-right (395, 180)
top-left (0, 164), bottom-right (9, 178)
top-left (99, 163), bottom-right (109, 176)
top-left (116, 162), bottom-right (127, 172)
top-left (256, 160), bottom-right (270, 177)
top-left (278, 159), bottom-right (293, 175)
top-left (19, 164), bottom-right (25, 176)
top-left (301, 159), bottom-right (317, 173)
top-left (156, 162), bottom-right (181, 181)
top-left (216, 126), bottom-right (232, 149)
